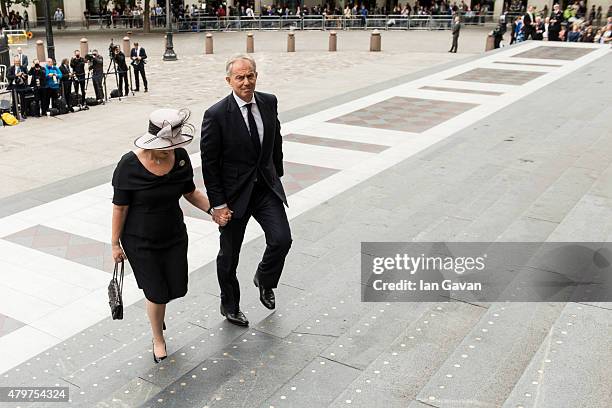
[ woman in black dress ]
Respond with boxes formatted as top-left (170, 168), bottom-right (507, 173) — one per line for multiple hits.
top-left (111, 108), bottom-right (230, 363)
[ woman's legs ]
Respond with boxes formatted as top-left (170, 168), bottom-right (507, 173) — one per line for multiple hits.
top-left (146, 300), bottom-right (166, 358)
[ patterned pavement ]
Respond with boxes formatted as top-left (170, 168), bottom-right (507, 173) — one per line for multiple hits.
top-left (283, 134), bottom-right (389, 153)
top-left (3, 225), bottom-right (118, 274)
top-left (419, 86), bottom-right (504, 96)
top-left (327, 96), bottom-right (479, 133)
top-left (511, 46), bottom-right (595, 60)
top-left (447, 68), bottom-right (546, 85)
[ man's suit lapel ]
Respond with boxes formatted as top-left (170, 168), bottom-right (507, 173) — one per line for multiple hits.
top-left (226, 93), bottom-right (256, 152)
top-left (254, 92), bottom-right (273, 155)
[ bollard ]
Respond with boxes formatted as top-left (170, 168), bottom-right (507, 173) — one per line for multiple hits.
top-left (122, 36), bottom-right (130, 56)
top-left (36, 40), bottom-right (45, 62)
top-left (246, 33), bottom-right (254, 53)
top-left (205, 33), bottom-right (214, 54)
top-left (329, 31), bottom-right (337, 52)
top-left (287, 32), bottom-right (295, 52)
top-left (80, 37), bottom-right (88, 57)
top-left (485, 34), bottom-right (495, 52)
top-left (370, 29), bottom-right (381, 52)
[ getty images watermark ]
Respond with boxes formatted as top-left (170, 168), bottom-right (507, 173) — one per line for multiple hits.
top-left (361, 242), bottom-right (612, 302)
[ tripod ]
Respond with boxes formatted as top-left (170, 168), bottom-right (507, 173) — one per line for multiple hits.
top-left (105, 56), bottom-right (120, 102)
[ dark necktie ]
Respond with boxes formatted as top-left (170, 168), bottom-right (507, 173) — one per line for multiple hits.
top-left (245, 103), bottom-right (261, 155)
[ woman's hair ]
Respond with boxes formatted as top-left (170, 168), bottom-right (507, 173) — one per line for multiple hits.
top-left (61, 58), bottom-right (69, 65)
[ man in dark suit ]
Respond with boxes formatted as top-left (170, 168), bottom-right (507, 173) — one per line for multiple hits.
top-left (201, 54), bottom-right (292, 327)
top-left (7, 56), bottom-right (29, 118)
top-left (449, 16), bottom-right (461, 53)
top-left (16, 47), bottom-right (28, 71)
top-left (523, 5), bottom-right (536, 40)
top-left (130, 41), bottom-right (148, 92)
top-left (58, 58), bottom-right (72, 110)
top-left (533, 16), bottom-right (545, 40)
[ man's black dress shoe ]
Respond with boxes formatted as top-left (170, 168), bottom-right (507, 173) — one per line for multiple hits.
top-left (220, 304), bottom-right (249, 326)
top-left (253, 276), bottom-right (275, 310)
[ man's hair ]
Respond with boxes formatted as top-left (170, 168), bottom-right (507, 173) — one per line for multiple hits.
top-left (225, 54), bottom-right (256, 76)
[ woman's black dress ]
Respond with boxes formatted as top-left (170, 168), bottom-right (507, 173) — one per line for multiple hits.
top-left (112, 148), bottom-right (196, 304)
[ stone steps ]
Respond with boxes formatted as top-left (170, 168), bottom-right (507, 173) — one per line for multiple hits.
top-left (411, 302), bottom-right (565, 408)
top-left (329, 301), bottom-right (485, 408)
top-left (502, 303), bottom-right (612, 408)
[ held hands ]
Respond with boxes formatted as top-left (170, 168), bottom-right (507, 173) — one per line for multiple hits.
top-left (211, 207), bottom-right (232, 227)
top-left (112, 243), bottom-right (126, 263)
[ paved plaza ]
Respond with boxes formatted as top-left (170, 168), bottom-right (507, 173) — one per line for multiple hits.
top-left (0, 29), bottom-right (611, 408)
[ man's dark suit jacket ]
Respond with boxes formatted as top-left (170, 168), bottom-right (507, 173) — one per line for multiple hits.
top-left (6, 65), bottom-right (27, 89)
top-left (59, 64), bottom-right (71, 84)
top-left (17, 54), bottom-right (28, 70)
top-left (201, 91), bottom-right (287, 219)
top-left (534, 22), bottom-right (545, 40)
top-left (452, 22), bottom-right (461, 37)
top-left (130, 47), bottom-right (147, 65)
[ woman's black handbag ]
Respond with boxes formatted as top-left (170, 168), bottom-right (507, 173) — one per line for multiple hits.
top-left (108, 261), bottom-right (124, 320)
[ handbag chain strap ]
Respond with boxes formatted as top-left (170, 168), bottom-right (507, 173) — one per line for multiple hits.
top-left (113, 260), bottom-right (125, 299)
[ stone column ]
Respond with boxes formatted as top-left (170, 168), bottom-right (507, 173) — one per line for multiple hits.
top-left (370, 30), bottom-right (381, 52)
top-left (36, 40), bottom-right (45, 61)
top-left (287, 32), bottom-right (295, 52)
top-left (80, 38), bottom-right (89, 57)
top-left (205, 33), bottom-right (214, 54)
top-left (246, 33), bottom-right (254, 53)
top-left (122, 37), bottom-right (130, 56)
top-left (329, 31), bottom-right (337, 51)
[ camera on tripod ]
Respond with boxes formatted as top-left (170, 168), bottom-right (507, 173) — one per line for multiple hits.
top-left (109, 40), bottom-right (121, 57)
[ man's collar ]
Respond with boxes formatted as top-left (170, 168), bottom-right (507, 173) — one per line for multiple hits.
top-left (232, 91), bottom-right (255, 108)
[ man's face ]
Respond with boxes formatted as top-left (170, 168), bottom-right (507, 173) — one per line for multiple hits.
top-left (47, 58), bottom-right (53, 66)
top-left (14, 58), bottom-right (20, 66)
top-left (226, 59), bottom-right (257, 102)
top-left (75, 51), bottom-right (80, 58)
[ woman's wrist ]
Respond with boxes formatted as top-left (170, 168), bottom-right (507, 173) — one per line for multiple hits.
top-left (112, 241), bottom-right (120, 247)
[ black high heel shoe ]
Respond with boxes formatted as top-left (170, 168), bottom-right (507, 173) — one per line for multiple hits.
top-left (163, 321), bottom-right (166, 330)
top-left (152, 339), bottom-right (167, 364)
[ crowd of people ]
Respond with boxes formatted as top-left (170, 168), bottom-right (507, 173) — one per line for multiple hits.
top-left (5, 42), bottom-right (149, 121)
top-left (497, 3), bottom-right (612, 46)
top-left (0, 9), bottom-right (29, 30)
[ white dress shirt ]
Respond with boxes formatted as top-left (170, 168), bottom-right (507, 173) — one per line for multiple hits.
top-left (233, 91), bottom-right (264, 145)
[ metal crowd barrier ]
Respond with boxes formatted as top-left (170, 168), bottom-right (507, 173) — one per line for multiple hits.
top-left (30, 13), bottom-right (496, 33)
top-left (174, 15), bottom-right (461, 32)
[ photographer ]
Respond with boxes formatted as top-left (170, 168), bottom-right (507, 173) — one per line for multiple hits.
top-left (28, 59), bottom-right (47, 117)
top-left (59, 58), bottom-right (72, 111)
top-left (45, 58), bottom-right (62, 112)
top-left (70, 50), bottom-right (86, 104)
top-left (112, 45), bottom-right (129, 97)
top-left (7, 55), bottom-right (29, 118)
top-left (88, 49), bottom-right (104, 102)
